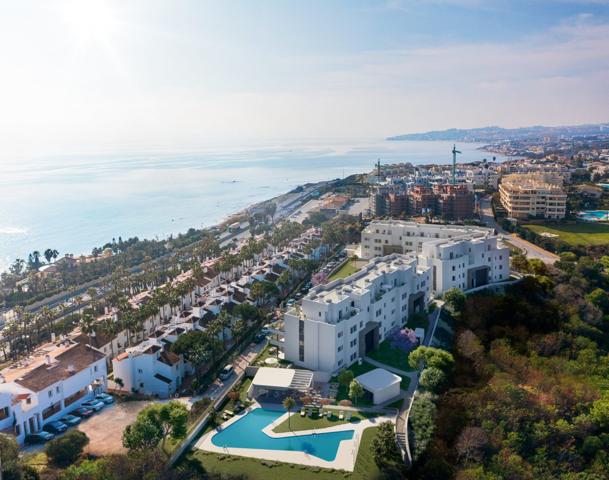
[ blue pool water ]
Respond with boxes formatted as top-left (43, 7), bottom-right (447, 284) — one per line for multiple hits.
top-left (578, 210), bottom-right (609, 221)
top-left (211, 408), bottom-right (354, 461)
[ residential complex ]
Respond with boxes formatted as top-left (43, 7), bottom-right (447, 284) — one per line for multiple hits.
top-left (499, 173), bottom-right (567, 219)
top-left (370, 183), bottom-right (475, 220)
top-left (360, 221), bottom-right (509, 293)
top-left (282, 253), bottom-right (431, 374)
top-left (0, 338), bottom-right (107, 444)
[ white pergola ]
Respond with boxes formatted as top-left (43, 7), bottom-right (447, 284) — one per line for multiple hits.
top-left (248, 367), bottom-right (313, 399)
top-left (355, 368), bottom-right (401, 405)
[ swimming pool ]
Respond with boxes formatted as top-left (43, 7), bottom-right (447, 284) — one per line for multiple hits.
top-left (578, 210), bottom-right (609, 221)
top-left (211, 408), bottom-right (354, 461)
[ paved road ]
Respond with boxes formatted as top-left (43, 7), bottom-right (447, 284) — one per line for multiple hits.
top-left (480, 197), bottom-right (558, 265)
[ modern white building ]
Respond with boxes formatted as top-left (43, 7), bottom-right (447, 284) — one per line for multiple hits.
top-left (0, 339), bottom-right (107, 444)
top-left (282, 254), bottom-right (431, 375)
top-left (360, 221), bottom-right (509, 293)
top-left (355, 368), bottom-right (401, 405)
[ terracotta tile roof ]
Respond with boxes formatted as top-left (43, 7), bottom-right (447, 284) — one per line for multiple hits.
top-left (15, 343), bottom-right (105, 392)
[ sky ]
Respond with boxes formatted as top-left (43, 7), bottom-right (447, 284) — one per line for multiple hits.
top-left (0, 0), bottom-right (608, 158)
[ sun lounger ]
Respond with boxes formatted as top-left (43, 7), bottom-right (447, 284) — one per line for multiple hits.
top-left (339, 411), bottom-right (344, 421)
top-left (300, 408), bottom-right (306, 417)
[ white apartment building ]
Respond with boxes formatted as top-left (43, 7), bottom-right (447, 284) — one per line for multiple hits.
top-left (283, 254), bottom-right (431, 374)
top-left (0, 339), bottom-right (107, 444)
top-left (499, 173), bottom-right (567, 220)
top-left (360, 221), bottom-right (509, 293)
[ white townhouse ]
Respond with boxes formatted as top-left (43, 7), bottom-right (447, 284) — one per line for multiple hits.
top-left (282, 254), bottom-right (431, 375)
top-left (0, 339), bottom-right (107, 444)
top-left (360, 221), bottom-right (509, 294)
top-left (112, 338), bottom-right (185, 398)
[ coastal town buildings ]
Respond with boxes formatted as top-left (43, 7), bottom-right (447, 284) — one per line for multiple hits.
top-left (282, 253), bottom-right (431, 374)
top-left (0, 338), bottom-right (107, 444)
top-left (360, 221), bottom-right (509, 293)
top-left (499, 173), bottom-right (567, 220)
top-left (369, 183), bottom-right (475, 220)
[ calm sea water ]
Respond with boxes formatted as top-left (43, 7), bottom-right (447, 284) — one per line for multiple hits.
top-left (0, 140), bottom-right (503, 272)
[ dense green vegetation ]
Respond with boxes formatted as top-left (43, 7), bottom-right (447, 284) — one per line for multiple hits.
top-left (410, 255), bottom-right (609, 479)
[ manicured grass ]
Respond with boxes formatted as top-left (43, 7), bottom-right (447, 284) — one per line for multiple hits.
top-left (524, 222), bottom-right (609, 246)
top-left (385, 398), bottom-right (404, 410)
top-left (367, 340), bottom-right (414, 373)
top-left (405, 312), bottom-right (429, 330)
top-left (272, 409), bottom-right (378, 433)
top-left (328, 261), bottom-right (360, 281)
top-left (182, 426), bottom-right (390, 480)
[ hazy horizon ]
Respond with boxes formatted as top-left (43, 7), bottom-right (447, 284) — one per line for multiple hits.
top-left (1, 0), bottom-right (609, 160)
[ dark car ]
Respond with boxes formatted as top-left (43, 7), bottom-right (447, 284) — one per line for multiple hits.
top-left (72, 406), bottom-right (94, 418)
top-left (25, 431), bottom-right (55, 444)
top-left (254, 333), bottom-right (266, 343)
top-left (81, 400), bottom-right (104, 412)
top-left (60, 414), bottom-right (82, 426)
top-left (43, 420), bottom-right (68, 434)
top-left (95, 393), bottom-right (115, 405)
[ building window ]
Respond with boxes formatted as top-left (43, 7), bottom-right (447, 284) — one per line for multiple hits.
top-left (138, 369), bottom-right (143, 374)
top-left (0, 407), bottom-right (9, 420)
top-left (337, 346), bottom-right (343, 352)
top-left (48, 390), bottom-right (52, 398)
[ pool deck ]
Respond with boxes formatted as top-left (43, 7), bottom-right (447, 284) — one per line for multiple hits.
top-left (195, 403), bottom-right (395, 472)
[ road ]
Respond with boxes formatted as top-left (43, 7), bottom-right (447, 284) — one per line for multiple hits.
top-left (479, 197), bottom-right (558, 265)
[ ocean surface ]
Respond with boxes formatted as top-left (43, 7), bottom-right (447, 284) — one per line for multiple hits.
top-left (0, 139), bottom-right (504, 272)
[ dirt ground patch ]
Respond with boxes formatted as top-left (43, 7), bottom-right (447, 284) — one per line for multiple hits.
top-left (78, 400), bottom-right (153, 456)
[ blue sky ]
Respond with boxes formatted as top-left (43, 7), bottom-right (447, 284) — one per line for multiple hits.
top-left (0, 0), bottom-right (608, 157)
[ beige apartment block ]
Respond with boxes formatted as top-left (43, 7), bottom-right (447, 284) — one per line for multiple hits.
top-left (499, 173), bottom-right (566, 220)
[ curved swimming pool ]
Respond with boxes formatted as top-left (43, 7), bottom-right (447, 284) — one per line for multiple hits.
top-left (211, 408), bottom-right (354, 461)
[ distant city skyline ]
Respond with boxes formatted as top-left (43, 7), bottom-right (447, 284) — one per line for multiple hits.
top-left (1, 0), bottom-right (609, 158)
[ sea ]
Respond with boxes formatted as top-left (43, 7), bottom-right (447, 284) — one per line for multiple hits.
top-left (0, 139), bottom-right (504, 272)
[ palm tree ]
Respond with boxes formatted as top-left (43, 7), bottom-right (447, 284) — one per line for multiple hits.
top-left (283, 396), bottom-right (296, 430)
top-left (44, 249), bottom-right (54, 264)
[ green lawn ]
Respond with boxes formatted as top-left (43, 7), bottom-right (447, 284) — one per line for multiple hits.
top-left (328, 261), bottom-right (360, 281)
top-left (524, 222), bottom-right (609, 246)
top-left (272, 409), bottom-right (378, 433)
top-left (367, 340), bottom-right (414, 373)
top-left (181, 426), bottom-right (390, 480)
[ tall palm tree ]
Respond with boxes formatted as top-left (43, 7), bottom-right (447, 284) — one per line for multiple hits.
top-left (283, 396), bottom-right (296, 430)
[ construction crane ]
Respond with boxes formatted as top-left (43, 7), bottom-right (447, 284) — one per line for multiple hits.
top-left (451, 144), bottom-right (461, 185)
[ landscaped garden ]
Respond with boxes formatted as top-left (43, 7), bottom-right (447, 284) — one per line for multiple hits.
top-left (328, 261), bottom-right (360, 281)
top-left (272, 409), bottom-right (379, 433)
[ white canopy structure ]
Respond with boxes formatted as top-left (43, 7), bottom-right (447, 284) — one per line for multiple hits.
top-left (248, 367), bottom-right (313, 399)
top-left (355, 368), bottom-right (401, 404)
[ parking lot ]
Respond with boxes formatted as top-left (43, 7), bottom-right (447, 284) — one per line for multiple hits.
top-left (78, 400), bottom-right (153, 455)
top-left (23, 400), bottom-right (153, 456)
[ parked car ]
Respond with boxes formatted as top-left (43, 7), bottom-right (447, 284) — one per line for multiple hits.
top-left (72, 406), bottom-right (94, 418)
top-left (95, 393), bottom-right (115, 405)
top-left (219, 364), bottom-right (234, 380)
top-left (43, 420), bottom-right (68, 434)
top-left (25, 431), bottom-right (54, 444)
top-left (81, 400), bottom-right (105, 412)
top-left (60, 414), bottom-right (82, 426)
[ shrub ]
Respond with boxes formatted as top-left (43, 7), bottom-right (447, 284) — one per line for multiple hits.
top-left (419, 367), bottom-right (448, 393)
top-left (46, 430), bottom-right (89, 467)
